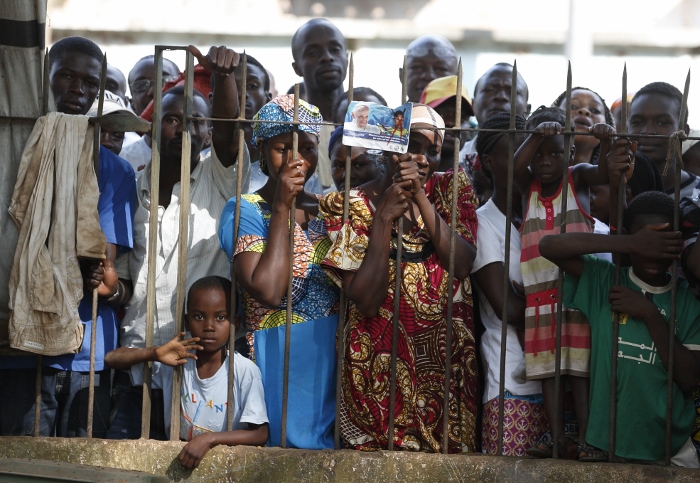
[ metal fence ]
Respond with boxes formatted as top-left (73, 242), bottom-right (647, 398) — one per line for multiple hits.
top-left (25, 45), bottom-right (695, 465)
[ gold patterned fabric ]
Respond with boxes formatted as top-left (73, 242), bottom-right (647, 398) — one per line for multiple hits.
top-left (320, 170), bottom-right (480, 453)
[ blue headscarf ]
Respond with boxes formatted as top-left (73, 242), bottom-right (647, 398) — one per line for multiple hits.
top-left (252, 94), bottom-right (322, 145)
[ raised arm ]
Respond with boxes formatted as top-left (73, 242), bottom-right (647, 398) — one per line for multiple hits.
top-left (539, 224), bottom-right (682, 278)
top-left (233, 158), bottom-right (306, 308)
top-left (343, 182), bottom-right (411, 318)
top-left (572, 123), bottom-right (616, 188)
top-left (104, 333), bottom-right (202, 370)
top-left (189, 45), bottom-right (241, 167)
top-left (395, 157), bottom-right (476, 279)
top-left (608, 286), bottom-right (700, 393)
top-left (513, 122), bottom-right (560, 194)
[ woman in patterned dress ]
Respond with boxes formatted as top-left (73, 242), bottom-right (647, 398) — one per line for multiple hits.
top-left (320, 104), bottom-right (480, 453)
top-left (219, 95), bottom-right (339, 450)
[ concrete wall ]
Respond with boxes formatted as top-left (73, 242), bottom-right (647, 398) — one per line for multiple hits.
top-left (1, 437), bottom-right (698, 482)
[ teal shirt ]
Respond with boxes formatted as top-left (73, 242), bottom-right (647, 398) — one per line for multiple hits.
top-left (564, 256), bottom-right (700, 461)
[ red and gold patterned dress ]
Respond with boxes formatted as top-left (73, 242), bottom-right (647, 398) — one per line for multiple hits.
top-left (320, 169), bottom-right (479, 453)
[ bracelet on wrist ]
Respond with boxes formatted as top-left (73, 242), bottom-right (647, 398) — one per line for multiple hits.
top-left (104, 281), bottom-right (121, 303)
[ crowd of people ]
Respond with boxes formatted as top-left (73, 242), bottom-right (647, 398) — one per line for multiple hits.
top-left (1, 16), bottom-right (700, 470)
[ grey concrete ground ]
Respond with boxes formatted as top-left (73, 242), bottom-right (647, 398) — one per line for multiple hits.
top-left (0, 437), bottom-right (698, 482)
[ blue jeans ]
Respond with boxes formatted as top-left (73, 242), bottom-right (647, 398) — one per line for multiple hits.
top-left (106, 371), bottom-right (167, 440)
top-left (0, 367), bottom-right (111, 437)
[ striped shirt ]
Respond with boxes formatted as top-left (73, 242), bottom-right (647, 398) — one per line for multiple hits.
top-left (520, 168), bottom-right (593, 379)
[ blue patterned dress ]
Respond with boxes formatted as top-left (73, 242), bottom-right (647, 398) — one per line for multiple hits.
top-left (219, 193), bottom-right (339, 449)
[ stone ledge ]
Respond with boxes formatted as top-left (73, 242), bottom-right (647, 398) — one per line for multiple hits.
top-left (0, 437), bottom-right (698, 482)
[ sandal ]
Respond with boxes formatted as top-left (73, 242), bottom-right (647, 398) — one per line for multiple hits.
top-left (525, 439), bottom-right (553, 458)
top-left (577, 443), bottom-right (607, 462)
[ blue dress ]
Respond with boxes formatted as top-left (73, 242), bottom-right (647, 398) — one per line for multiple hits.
top-left (219, 193), bottom-right (339, 449)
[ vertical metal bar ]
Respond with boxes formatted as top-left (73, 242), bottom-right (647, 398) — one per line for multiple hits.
top-left (87, 53), bottom-right (108, 439)
top-left (141, 49), bottom-right (164, 439)
top-left (335, 53), bottom-right (354, 449)
top-left (497, 60), bottom-right (519, 456)
top-left (440, 59), bottom-right (463, 454)
top-left (170, 49), bottom-right (195, 441)
top-left (664, 70), bottom-right (690, 464)
top-left (227, 52), bottom-right (247, 432)
top-left (34, 48), bottom-right (51, 437)
top-left (388, 55), bottom-right (408, 451)
top-left (280, 85), bottom-right (300, 448)
top-left (552, 62), bottom-right (572, 459)
top-left (609, 63), bottom-right (627, 463)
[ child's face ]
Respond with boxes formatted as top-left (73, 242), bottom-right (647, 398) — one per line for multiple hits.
top-left (407, 130), bottom-right (441, 185)
top-left (471, 169), bottom-right (493, 207)
top-left (530, 135), bottom-right (568, 185)
top-left (589, 184), bottom-right (610, 225)
top-left (629, 216), bottom-right (673, 283)
top-left (186, 288), bottom-right (231, 354)
top-left (629, 93), bottom-right (680, 163)
top-left (331, 143), bottom-right (381, 190)
top-left (481, 133), bottom-right (526, 190)
top-left (262, 131), bottom-right (318, 181)
top-left (566, 89), bottom-right (607, 132)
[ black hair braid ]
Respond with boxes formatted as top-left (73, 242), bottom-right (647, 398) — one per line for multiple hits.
top-left (476, 112), bottom-right (526, 180)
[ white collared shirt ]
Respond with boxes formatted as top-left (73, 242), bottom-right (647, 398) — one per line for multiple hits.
top-left (117, 146), bottom-right (250, 387)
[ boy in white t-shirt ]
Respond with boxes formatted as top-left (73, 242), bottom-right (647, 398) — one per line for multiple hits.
top-left (105, 276), bottom-right (268, 468)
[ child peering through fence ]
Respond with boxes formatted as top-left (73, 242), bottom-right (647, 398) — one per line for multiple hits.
top-left (319, 103), bottom-right (479, 453)
top-left (512, 106), bottom-right (616, 459)
top-left (105, 276), bottom-right (270, 468)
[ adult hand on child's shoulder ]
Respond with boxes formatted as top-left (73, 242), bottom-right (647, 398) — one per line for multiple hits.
top-left (188, 45), bottom-right (239, 76)
top-left (179, 432), bottom-right (215, 469)
top-left (535, 122), bottom-right (562, 137)
top-left (608, 285), bottom-right (654, 320)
